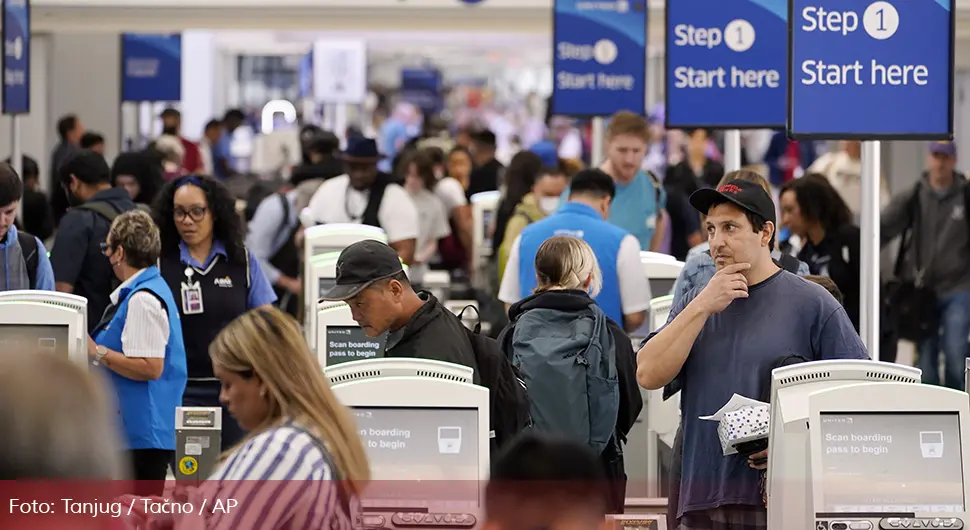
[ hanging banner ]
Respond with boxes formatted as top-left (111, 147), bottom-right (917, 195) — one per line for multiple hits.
top-left (1, 0), bottom-right (30, 114)
top-left (788, 0), bottom-right (954, 139)
top-left (298, 50), bottom-right (313, 99)
top-left (312, 40), bottom-right (367, 104)
top-left (121, 33), bottom-right (182, 103)
top-left (665, 0), bottom-right (786, 129)
top-left (551, 0), bottom-right (647, 117)
top-left (400, 68), bottom-right (443, 113)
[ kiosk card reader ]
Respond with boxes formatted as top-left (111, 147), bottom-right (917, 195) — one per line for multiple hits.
top-left (317, 303), bottom-right (387, 368)
top-left (175, 407), bottom-right (222, 483)
top-left (766, 360), bottom-right (924, 530)
top-left (332, 375), bottom-right (489, 529)
top-left (808, 382), bottom-right (969, 530)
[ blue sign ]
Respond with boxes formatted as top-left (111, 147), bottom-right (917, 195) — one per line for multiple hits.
top-left (298, 50), bottom-right (313, 99)
top-left (1, 0), bottom-right (30, 114)
top-left (788, 0), bottom-right (954, 139)
top-left (401, 68), bottom-right (443, 113)
top-left (121, 33), bottom-right (182, 103)
top-left (552, 0), bottom-right (647, 117)
top-left (665, 0), bottom-right (786, 129)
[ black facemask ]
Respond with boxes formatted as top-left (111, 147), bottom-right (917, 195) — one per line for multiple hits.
top-left (162, 125), bottom-right (178, 136)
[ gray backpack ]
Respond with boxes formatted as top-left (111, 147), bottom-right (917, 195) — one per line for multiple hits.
top-left (508, 303), bottom-right (620, 455)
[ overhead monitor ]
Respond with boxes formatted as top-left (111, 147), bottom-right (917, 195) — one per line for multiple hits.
top-left (0, 291), bottom-right (89, 334)
top-left (316, 303), bottom-right (386, 368)
top-left (332, 376), bottom-right (490, 518)
top-left (324, 358), bottom-right (474, 385)
top-left (470, 191), bottom-right (501, 276)
top-left (808, 382), bottom-right (970, 530)
top-left (766, 360), bottom-right (923, 530)
top-left (0, 301), bottom-right (88, 367)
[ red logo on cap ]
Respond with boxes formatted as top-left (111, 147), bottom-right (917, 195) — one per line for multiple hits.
top-left (718, 184), bottom-right (743, 195)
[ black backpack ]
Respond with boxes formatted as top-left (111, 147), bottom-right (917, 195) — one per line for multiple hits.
top-left (17, 232), bottom-right (39, 289)
top-left (456, 305), bottom-right (533, 454)
top-left (775, 253), bottom-right (801, 274)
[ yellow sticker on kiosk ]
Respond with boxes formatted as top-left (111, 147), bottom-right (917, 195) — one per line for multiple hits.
top-left (179, 456), bottom-right (198, 475)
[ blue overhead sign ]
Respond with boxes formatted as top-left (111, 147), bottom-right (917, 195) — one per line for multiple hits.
top-left (552, 0), bottom-right (647, 117)
top-left (2, 0), bottom-right (30, 114)
top-left (788, 0), bottom-right (954, 139)
top-left (665, 0), bottom-right (786, 129)
top-left (121, 33), bottom-right (182, 103)
top-left (401, 68), bottom-right (443, 113)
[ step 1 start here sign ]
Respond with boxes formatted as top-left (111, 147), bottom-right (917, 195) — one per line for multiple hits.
top-left (788, 0), bottom-right (954, 139)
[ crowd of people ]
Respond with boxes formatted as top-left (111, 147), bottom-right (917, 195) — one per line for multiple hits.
top-left (0, 101), bottom-right (966, 530)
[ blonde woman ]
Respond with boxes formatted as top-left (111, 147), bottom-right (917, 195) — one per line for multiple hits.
top-left (123, 306), bottom-right (370, 529)
top-left (496, 235), bottom-right (641, 515)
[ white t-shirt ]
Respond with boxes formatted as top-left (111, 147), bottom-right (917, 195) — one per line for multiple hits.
top-left (434, 177), bottom-right (468, 213)
top-left (306, 175), bottom-right (419, 244)
top-left (498, 233), bottom-right (651, 316)
top-left (408, 188), bottom-right (452, 285)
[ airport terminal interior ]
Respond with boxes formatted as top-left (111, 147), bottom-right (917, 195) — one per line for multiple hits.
top-left (5, 1), bottom-right (970, 529)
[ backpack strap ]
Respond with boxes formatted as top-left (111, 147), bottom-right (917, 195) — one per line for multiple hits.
top-left (245, 246), bottom-right (251, 290)
top-left (776, 253), bottom-right (800, 274)
top-left (456, 304), bottom-right (482, 334)
top-left (361, 173), bottom-right (392, 228)
top-left (16, 232), bottom-right (38, 289)
top-left (76, 201), bottom-right (122, 223)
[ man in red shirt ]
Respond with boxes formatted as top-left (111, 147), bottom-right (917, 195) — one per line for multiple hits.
top-left (160, 108), bottom-right (204, 174)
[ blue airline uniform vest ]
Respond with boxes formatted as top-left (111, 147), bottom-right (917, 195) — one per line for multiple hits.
top-left (93, 266), bottom-right (187, 451)
top-left (517, 202), bottom-right (627, 324)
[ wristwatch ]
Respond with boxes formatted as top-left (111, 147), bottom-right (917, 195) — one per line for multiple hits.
top-left (93, 345), bottom-right (107, 366)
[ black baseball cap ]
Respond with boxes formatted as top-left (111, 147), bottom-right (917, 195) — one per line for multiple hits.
top-left (321, 240), bottom-right (404, 301)
top-left (689, 180), bottom-right (776, 225)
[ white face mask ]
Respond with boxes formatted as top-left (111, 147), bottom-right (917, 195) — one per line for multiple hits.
top-left (538, 197), bottom-right (560, 214)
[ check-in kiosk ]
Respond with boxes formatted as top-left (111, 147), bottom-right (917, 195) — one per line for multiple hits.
top-left (0, 294), bottom-right (88, 367)
top-left (471, 191), bottom-right (501, 287)
top-left (627, 294), bottom-right (680, 498)
top-left (767, 360), bottom-right (923, 530)
top-left (806, 381), bottom-right (969, 530)
top-left (331, 373), bottom-right (490, 529)
top-left (302, 224), bottom-right (388, 324)
top-left (306, 254), bottom-right (341, 344)
top-left (422, 270), bottom-right (452, 302)
top-left (640, 252), bottom-right (684, 303)
top-left (174, 407), bottom-right (222, 483)
top-left (325, 358), bottom-right (474, 386)
top-left (316, 302), bottom-right (387, 368)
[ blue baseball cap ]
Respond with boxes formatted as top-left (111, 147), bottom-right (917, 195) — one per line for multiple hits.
top-left (529, 141), bottom-right (560, 169)
top-left (929, 141), bottom-right (956, 157)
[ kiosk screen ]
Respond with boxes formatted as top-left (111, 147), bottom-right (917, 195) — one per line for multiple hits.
top-left (480, 211), bottom-right (493, 251)
top-left (319, 278), bottom-right (335, 299)
top-left (353, 406), bottom-right (480, 508)
top-left (819, 412), bottom-right (965, 513)
top-left (0, 324), bottom-right (70, 358)
top-left (325, 326), bottom-right (385, 366)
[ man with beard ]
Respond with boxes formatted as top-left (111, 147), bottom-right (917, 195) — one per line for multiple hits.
top-left (50, 150), bottom-right (137, 332)
top-left (306, 137), bottom-right (418, 264)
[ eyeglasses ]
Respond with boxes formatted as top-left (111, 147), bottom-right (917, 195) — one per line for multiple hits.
top-left (99, 242), bottom-right (117, 256)
top-left (174, 206), bottom-right (207, 222)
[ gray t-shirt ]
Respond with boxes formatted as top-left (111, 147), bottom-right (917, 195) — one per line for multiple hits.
top-left (649, 270), bottom-right (869, 517)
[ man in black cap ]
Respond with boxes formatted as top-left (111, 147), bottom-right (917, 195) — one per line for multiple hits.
top-left (321, 239), bottom-right (478, 376)
top-left (307, 137), bottom-right (418, 265)
top-left (635, 179), bottom-right (867, 530)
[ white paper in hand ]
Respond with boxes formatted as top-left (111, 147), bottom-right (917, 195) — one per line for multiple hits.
top-left (700, 393), bottom-right (770, 456)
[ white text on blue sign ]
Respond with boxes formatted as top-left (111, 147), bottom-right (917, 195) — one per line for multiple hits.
top-left (671, 24), bottom-right (781, 89)
top-left (556, 42), bottom-right (637, 92)
top-left (798, 6), bottom-right (929, 86)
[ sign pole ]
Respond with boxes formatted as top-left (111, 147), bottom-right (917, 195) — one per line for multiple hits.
top-left (591, 117), bottom-right (606, 167)
top-left (11, 116), bottom-right (22, 220)
top-left (860, 140), bottom-right (881, 358)
top-left (723, 129), bottom-right (742, 172)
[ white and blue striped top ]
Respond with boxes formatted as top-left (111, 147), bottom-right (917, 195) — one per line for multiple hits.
top-left (199, 421), bottom-right (352, 529)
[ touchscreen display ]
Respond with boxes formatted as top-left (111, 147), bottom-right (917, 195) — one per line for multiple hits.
top-left (325, 326), bottom-right (385, 366)
top-left (0, 324), bottom-right (70, 358)
top-left (319, 277), bottom-right (335, 299)
top-left (352, 406), bottom-right (480, 508)
top-left (819, 412), bottom-right (965, 513)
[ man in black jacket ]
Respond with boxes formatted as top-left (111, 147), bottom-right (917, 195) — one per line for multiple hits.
top-left (321, 240), bottom-right (479, 380)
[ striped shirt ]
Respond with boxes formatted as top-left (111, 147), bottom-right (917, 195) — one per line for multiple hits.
top-left (200, 422), bottom-right (352, 529)
top-left (110, 268), bottom-right (169, 359)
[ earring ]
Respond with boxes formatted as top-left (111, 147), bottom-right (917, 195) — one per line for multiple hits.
top-left (260, 389), bottom-right (267, 398)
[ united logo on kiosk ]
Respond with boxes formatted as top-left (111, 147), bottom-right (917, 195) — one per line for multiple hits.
top-left (179, 456), bottom-right (198, 475)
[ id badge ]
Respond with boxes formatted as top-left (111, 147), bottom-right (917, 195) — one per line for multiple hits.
top-left (181, 282), bottom-right (205, 315)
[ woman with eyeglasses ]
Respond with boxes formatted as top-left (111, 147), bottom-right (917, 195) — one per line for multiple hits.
top-left (152, 175), bottom-right (277, 450)
top-left (88, 210), bottom-right (187, 494)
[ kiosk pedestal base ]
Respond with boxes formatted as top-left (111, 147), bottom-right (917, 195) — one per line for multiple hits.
top-left (175, 407), bottom-right (222, 483)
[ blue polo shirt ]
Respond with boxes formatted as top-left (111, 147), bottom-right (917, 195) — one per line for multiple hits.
top-left (517, 202), bottom-right (627, 324)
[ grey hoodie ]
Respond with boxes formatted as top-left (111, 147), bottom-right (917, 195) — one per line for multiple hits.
top-left (881, 173), bottom-right (970, 297)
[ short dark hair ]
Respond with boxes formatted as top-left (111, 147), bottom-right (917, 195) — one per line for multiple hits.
top-left (223, 109), bottom-right (245, 122)
top-left (57, 115), bottom-right (78, 141)
top-left (204, 119), bottom-right (222, 131)
top-left (686, 128), bottom-right (712, 139)
top-left (486, 434), bottom-right (608, 528)
top-left (308, 132), bottom-right (340, 156)
top-left (3, 155), bottom-right (38, 180)
top-left (400, 150), bottom-right (437, 190)
top-left (0, 163), bottom-right (24, 207)
top-left (422, 146), bottom-right (445, 166)
top-left (780, 173), bottom-right (853, 233)
top-left (80, 132), bottom-right (104, 149)
top-left (568, 168), bottom-right (616, 201)
top-left (470, 129), bottom-right (497, 149)
top-left (59, 150), bottom-right (110, 187)
top-left (160, 108), bottom-right (180, 119)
